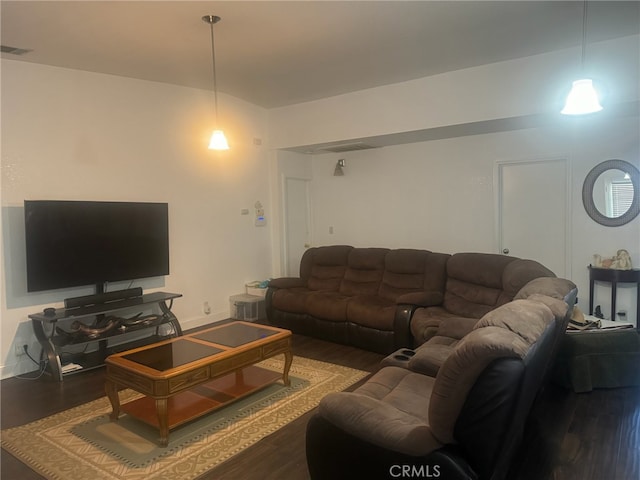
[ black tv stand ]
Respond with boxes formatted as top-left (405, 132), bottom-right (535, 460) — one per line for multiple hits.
top-left (64, 287), bottom-right (144, 309)
top-left (29, 291), bottom-right (182, 381)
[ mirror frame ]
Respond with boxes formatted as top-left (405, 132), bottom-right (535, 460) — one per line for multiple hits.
top-left (582, 159), bottom-right (640, 227)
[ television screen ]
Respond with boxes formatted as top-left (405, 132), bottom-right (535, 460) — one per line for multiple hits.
top-left (24, 200), bottom-right (169, 292)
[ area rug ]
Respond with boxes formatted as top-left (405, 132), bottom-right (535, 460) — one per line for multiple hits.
top-left (1, 356), bottom-right (368, 480)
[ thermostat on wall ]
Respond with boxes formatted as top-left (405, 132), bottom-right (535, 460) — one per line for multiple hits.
top-left (255, 201), bottom-right (266, 226)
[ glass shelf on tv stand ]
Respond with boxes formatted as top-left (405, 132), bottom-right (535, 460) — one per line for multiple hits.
top-left (29, 292), bottom-right (183, 382)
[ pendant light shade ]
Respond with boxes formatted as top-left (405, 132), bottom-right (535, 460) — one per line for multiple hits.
top-left (561, 1), bottom-right (603, 115)
top-left (561, 79), bottom-right (603, 115)
top-left (208, 129), bottom-right (230, 150)
top-left (203, 15), bottom-right (229, 150)
top-left (208, 128), bottom-right (229, 151)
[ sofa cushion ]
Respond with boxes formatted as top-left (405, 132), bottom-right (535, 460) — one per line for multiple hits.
top-left (378, 250), bottom-right (449, 302)
top-left (443, 253), bottom-right (517, 318)
top-left (318, 366), bottom-right (441, 456)
top-left (447, 253), bottom-right (516, 289)
top-left (346, 295), bottom-right (396, 330)
top-left (444, 279), bottom-right (502, 318)
top-left (442, 253), bottom-right (556, 319)
top-left (339, 248), bottom-right (388, 296)
top-left (502, 259), bottom-right (556, 298)
top-left (306, 291), bottom-right (350, 322)
top-left (396, 291), bottom-right (444, 307)
top-left (306, 245), bottom-right (353, 291)
top-left (437, 316), bottom-right (479, 339)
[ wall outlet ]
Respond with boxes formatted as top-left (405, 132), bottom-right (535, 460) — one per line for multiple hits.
top-left (15, 343), bottom-right (26, 356)
top-left (203, 301), bottom-right (212, 315)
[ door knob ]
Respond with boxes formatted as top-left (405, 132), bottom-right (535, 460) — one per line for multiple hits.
top-left (502, 248), bottom-right (510, 254)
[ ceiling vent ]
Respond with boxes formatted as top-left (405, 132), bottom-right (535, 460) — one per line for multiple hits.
top-left (1, 45), bottom-right (32, 56)
top-left (319, 142), bottom-right (378, 153)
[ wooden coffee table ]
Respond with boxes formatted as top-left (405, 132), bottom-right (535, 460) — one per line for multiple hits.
top-left (104, 321), bottom-right (292, 446)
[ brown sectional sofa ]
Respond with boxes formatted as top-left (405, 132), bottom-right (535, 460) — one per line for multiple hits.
top-left (266, 245), bottom-right (575, 354)
top-left (306, 291), bottom-right (576, 480)
top-left (271, 245), bottom-right (579, 479)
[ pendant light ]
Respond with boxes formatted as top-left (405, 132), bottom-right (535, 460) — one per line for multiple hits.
top-left (561, 1), bottom-right (603, 115)
top-left (202, 15), bottom-right (229, 150)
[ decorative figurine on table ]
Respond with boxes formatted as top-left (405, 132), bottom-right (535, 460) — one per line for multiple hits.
top-left (593, 249), bottom-right (633, 270)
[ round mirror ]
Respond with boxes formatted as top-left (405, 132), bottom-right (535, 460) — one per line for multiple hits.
top-left (582, 159), bottom-right (640, 227)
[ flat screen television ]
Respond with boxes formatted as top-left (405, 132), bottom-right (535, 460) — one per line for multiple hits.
top-left (24, 200), bottom-right (169, 292)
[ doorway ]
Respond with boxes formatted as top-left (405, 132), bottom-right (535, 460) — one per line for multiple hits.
top-left (496, 157), bottom-right (571, 278)
top-left (283, 177), bottom-right (311, 276)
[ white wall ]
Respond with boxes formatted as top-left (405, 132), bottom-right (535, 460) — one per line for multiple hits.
top-left (305, 117), bottom-right (639, 324)
top-left (1, 60), bottom-right (272, 377)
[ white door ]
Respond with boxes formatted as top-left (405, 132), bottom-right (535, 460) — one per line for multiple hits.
top-left (497, 158), bottom-right (571, 278)
top-left (284, 177), bottom-right (311, 276)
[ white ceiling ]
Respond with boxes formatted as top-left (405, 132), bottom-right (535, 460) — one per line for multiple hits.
top-left (1, 1), bottom-right (639, 109)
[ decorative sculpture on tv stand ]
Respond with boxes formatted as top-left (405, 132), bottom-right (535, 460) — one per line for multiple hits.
top-left (55, 313), bottom-right (161, 342)
top-left (593, 249), bottom-right (633, 270)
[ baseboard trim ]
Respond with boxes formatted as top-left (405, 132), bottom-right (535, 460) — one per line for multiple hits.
top-left (179, 312), bottom-right (229, 332)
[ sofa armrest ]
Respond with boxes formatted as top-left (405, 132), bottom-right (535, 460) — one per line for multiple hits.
top-left (268, 277), bottom-right (306, 289)
top-left (394, 304), bottom-right (419, 349)
top-left (396, 291), bottom-right (444, 307)
top-left (393, 295), bottom-right (445, 349)
top-left (394, 289), bottom-right (446, 348)
top-left (408, 344), bottom-right (456, 376)
top-left (265, 279), bottom-right (305, 325)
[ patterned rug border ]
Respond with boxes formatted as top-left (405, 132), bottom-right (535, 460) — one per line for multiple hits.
top-left (71, 374), bottom-right (313, 469)
top-left (1, 356), bottom-right (368, 480)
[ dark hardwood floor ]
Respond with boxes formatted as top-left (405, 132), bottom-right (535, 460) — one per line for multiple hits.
top-left (2, 329), bottom-right (639, 480)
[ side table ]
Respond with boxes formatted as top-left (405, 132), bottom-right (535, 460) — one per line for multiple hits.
top-left (588, 266), bottom-right (640, 328)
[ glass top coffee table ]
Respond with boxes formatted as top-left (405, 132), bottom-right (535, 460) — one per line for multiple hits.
top-left (105, 321), bottom-right (292, 446)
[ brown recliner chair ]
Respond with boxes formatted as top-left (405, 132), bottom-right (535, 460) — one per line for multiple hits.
top-left (306, 294), bottom-right (572, 480)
